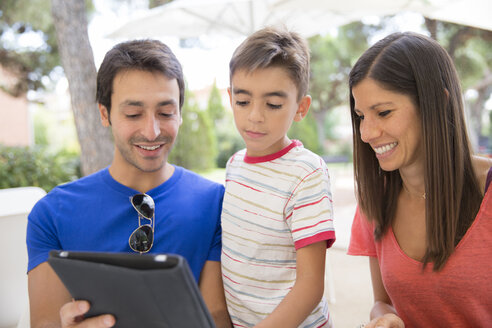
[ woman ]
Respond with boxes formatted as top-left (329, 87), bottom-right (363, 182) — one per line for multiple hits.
top-left (347, 32), bottom-right (492, 327)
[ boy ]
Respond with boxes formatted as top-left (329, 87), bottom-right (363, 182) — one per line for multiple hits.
top-left (221, 27), bottom-right (336, 327)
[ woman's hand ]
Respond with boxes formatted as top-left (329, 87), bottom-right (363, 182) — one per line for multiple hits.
top-left (364, 313), bottom-right (404, 328)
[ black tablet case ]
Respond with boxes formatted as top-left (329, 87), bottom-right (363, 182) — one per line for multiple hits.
top-left (48, 250), bottom-right (216, 328)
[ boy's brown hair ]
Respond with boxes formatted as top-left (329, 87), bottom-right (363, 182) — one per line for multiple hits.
top-left (229, 26), bottom-right (310, 101)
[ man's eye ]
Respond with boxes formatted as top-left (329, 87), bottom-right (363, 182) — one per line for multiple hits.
top-left (126, 114), bottom-right (140, 118)
top-left (160, 113), bottom-right (173, 117)
top-left (267, 103), bottom-right (282, 110)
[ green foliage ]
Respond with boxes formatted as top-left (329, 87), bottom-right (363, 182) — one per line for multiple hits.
top-left (207, 80), bottom-right (225, 122)
top-left (169, 91), bottom-right (217, 171)
top-left (215, 111), bottom-right (244, 168)
top-left (0, 144), bottom-right (81, 192)
top-left (204, 81), bottom-right (244, 168)
top-left (308, 22), bottom-right (372, 115)
top-left (0, 0), bottom-right (94, 95)
top-left (0, 0), bottom-right (59, 94)
top-left (288, 111), bottom-right (321, 154)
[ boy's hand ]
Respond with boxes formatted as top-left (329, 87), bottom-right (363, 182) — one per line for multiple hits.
top-left (60, 300), bottom-right (115, 328)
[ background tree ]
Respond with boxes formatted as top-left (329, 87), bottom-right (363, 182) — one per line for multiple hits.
top-left (288, 111), bottom-right (321, 154)
top-left (205, 80), bottom-right (244, 168)
top-left (308, 22), bottom-right (375, 152)
top-left (51, 0), bottom-right (113, 175)
top-left (425, 21), bottom-right (492, 152)
top-left (169, 90), bottom-right (217, 171)
top-left (0, 0), bottom-right (59, 96)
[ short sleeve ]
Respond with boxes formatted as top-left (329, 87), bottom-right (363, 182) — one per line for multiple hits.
top-left (26, 193), bottom-right (62, 272)
top-left (206, 184), bottom-right (224, 262)
top-left (347, 206), bottom-right (377, 257)
top-left (289, 164), bottom-right (336, 250)
top-left (206, 206), bottom-right (222, 262)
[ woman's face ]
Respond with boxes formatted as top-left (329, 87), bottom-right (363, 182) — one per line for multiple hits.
top-left (352, 78), bottom-right (424, 172)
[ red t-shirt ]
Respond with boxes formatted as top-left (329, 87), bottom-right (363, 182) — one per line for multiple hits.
top-left (348, 185), bottom-right (492, 327)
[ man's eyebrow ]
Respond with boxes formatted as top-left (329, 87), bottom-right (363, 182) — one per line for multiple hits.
top-left (232, 88), bottom-right (252, 96)
top-left (157, 99), bottom-right (177, 107)
top-left (120, 100), bottom-right (144, 108)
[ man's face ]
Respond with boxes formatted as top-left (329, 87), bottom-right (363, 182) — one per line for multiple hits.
top-left (99, 69), bottom-right (182, 174)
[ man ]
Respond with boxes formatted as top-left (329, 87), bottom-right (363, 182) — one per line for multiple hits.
top-left (27, 39), bottom-right (230, 328)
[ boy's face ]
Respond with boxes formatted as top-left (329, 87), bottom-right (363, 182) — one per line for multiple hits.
top-left (99, 69), bottom-right (182, 175)
top-left (228, 67), bottom-right (310, 157)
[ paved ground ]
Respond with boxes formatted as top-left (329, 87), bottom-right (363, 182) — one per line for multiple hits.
top-left (325, 164), bottom-right (373, 328)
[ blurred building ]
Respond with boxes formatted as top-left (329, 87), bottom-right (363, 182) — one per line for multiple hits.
top-left (0, 66), bottom-right (31, 147)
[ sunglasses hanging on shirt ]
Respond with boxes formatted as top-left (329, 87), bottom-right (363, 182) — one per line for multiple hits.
top-left (129, 193), bottom-right (155, 253)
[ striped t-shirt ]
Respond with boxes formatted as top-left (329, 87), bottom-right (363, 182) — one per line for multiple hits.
top-left (221, 140), bottom-right (335, 327)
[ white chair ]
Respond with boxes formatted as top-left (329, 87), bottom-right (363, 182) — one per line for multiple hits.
top-left (0, 187), bottom-right (46, 328)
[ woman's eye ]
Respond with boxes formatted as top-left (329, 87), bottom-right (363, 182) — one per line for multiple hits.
top-left (356, 114), bottom-right (364, 120)
top-left (379, 110), bottom-right (391, 117)
top-left (267, 103), bottom-right (282, 110)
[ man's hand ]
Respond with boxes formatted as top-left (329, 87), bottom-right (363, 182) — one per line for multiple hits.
top-left (60, 301), bottom-right (115, 328)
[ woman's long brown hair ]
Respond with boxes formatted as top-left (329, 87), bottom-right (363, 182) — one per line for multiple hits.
top-left (349, 32), bottom-right (482, 271)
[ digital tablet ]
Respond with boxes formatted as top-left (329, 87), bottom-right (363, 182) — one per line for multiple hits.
top-left (48, 250), bottom-right (216, 328)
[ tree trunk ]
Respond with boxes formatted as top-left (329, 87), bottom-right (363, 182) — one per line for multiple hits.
top-left (51, 0), bottom-right (113, 176)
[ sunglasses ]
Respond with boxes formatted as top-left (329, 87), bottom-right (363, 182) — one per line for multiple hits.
top-left (128, 193), bottom-right (155, 253)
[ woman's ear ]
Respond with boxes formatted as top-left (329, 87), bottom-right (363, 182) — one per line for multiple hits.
top-left (294, 95), bottom-right (311, 122)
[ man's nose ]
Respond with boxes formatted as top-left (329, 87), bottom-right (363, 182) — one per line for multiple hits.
top-left (141, 115), bottom-right (160, 140)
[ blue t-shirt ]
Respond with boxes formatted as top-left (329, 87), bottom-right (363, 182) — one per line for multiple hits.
top-left (27, 166), bottom-right (224, 282)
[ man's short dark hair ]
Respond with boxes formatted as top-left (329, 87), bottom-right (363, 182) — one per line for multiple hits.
top-left (96, 39), bottom-right (185, 113)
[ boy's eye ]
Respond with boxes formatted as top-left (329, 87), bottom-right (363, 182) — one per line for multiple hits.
top-left (267, 103), bottom-right (282, 110)
top-left (235, 100), bottom-right (249, 107)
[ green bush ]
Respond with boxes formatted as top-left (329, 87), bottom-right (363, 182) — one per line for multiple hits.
top-left (0, 144), bottom-right (81, 192)
top-left (215, 111), bottom-right (244, 168)
top-left (169, 92), bottom-right (217, 171)
top-left (288, 111), bottom-right (322, 154)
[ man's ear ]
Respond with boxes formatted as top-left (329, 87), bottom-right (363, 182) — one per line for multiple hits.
top-left (294, 95), bottom-right (311, 122)
top-left (99, 103), bottom-right (111, 127)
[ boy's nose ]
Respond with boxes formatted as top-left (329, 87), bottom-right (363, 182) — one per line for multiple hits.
top-left (248, 104), bottom-right (264, 123)
top-left (141, 115), bottom-right (161, 140)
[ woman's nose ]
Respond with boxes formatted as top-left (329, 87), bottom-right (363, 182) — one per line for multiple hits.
top-left (360, 118), bottom-right (381, 143)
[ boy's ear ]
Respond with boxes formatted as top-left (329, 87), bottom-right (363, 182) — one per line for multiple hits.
top-left (227, 87), bottom-right (233, 107)
top-left (99, 103), bottom-right (111, 127)
top-left (294, 95), bottom-right (311, 122)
